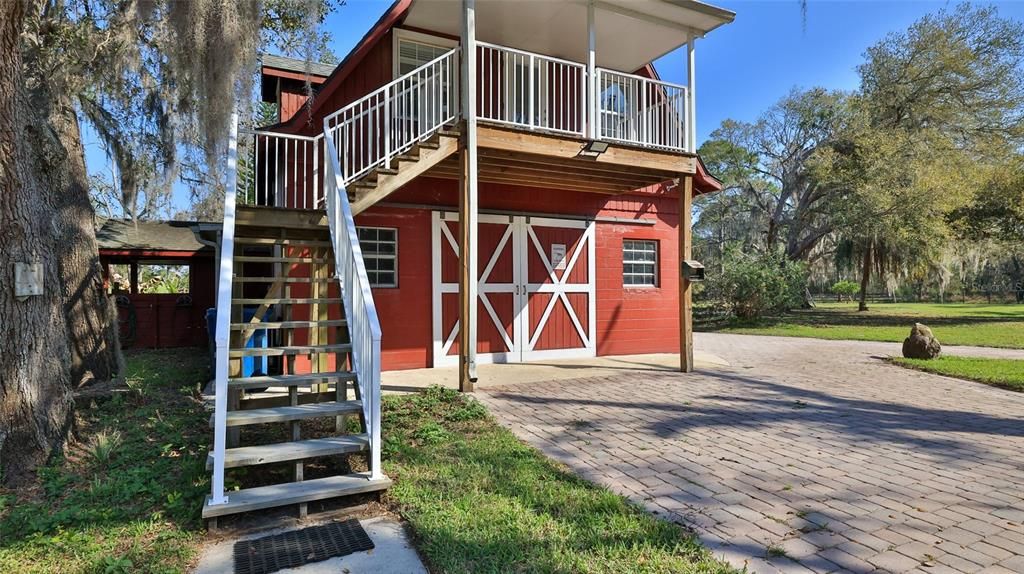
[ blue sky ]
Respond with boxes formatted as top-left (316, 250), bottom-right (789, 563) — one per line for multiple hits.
top-left (85, 0), bottom-right (1024, 216)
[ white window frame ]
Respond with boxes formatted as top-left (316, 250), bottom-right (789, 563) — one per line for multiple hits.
top-left (357, 226), bottom-right (399, 288)
top-left (392, 29), bottom-right (458, 79)
top-left (622, 239), bottom-right (658, 288)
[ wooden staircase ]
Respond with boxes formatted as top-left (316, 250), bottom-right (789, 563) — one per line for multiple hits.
top-left (348, 128), bottom-right (460, 215)
top-left (202, 206), bottom-right (391, 524)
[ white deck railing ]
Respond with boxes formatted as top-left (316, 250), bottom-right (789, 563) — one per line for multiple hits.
top-left (324, 47), bottom-right (460, 185)
top-left (237, 130), bottom-right (323, 208)
top-left (477, 42), bottom-right (587, 137)
top-left (595, 68), bottom-right (688, 152)
top-left (324, 133), bottom-right (383, 479)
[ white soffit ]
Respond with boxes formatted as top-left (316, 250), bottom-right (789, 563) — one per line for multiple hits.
top-left (403, 0), bottom-right (735, 73)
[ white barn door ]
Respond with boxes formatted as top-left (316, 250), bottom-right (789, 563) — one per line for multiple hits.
top-left (431, 212), bottom-right (595, 366)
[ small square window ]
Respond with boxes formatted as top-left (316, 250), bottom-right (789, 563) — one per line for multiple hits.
top-left (623, 239), bottom-right (658, 287)
top-left (357, 227), bottom-right (398, 288)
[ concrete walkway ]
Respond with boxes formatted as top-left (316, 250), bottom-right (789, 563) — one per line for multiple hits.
top-left (194, 517), bottom-right (427, 574)
top-left (382, 349), bottom-right (729, 393)
top-left (469, 333), bottom-right (1024, 574)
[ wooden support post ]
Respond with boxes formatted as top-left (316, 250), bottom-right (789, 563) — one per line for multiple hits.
top-left (679, 175), bottom-right (694, 372)
top-left (458, 0), bottom-right (478, 392)
top-left (314, 247), bottom-right (329, 378)
top-left (228, 278), bottom-right (242, 448)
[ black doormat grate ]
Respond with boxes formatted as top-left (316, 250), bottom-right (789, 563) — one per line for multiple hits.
top-left (233, 519), bottom-right (374, 574)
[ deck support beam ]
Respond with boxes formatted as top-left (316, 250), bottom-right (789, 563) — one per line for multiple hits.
top-left (459, 0), bottom-right (478, 392)
top-left (679, 175), bottom-right (694, 372)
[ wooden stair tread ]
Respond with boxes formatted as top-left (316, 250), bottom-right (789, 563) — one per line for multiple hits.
top-left (228, 371), bottom-right (357, 389)
top-left (234, 256), bottom-right (332, 264)
top-left (213, 401), bottom-right (363, 427)
top-left (202, 473), bottom-right (392, 518)
top-left (231, 319), bottom-right (347, 330)
top-left (206, 434), bottom-right (369, 469)
top-left (229, 344), bottom-right (352, 357)
top-left (233, 298), bottom-right (341, 305)
top-left (232, 276), bottom-right (333, 283)
top-left (233, 238), bottom-right (331, 247)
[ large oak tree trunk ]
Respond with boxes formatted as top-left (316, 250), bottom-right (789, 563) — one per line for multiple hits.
top-left (47, 99), bottom-right (121, 385)
top-left (858, 240), bottom-right (873, 312)
top-left (0, 1), bottom-right (75, 486)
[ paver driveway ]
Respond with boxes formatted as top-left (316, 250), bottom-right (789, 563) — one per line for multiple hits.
top-left (478, 333), bottom-right (1024, 574)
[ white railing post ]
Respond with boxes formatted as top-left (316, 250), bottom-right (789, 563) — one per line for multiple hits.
top-left (587, 0), bottom-right (597, 140)
top-left (528, 53), bottom-right (535, 129)
top-left (384, 87), bottom-right (392, 169)
top-left (686, 30), bottom-right (696, 153)
top-left (210, 112), bottom-right (239, 507)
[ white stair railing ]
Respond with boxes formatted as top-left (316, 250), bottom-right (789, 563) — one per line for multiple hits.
top-left (323, 132), bottom-right (383, 479)
top-left (237, 130), bottom-right (324, 209)
top-left (324, 47), bottom-right (460, 185)
top-left (209, 113), bottom-right (240, 507)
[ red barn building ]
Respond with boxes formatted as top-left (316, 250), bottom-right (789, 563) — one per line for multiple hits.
top-left (204, 0), bottom-right (735, 521)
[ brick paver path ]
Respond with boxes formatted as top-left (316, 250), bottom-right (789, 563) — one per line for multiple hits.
top-left (478, 334), bottom-right (1024, 574)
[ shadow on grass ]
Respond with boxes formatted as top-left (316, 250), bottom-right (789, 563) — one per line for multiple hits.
top-left (0, 349), bottom-right (211, 572)
top-left (383, 388), bottom-right (738, 573)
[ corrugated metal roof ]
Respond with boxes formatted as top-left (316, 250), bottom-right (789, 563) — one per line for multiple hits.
top-left (95, 219), bottom-right (214, 253)
top-left (261, 54), bottom-right (336, 78)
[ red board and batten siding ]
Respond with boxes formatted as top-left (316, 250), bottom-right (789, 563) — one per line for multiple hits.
top-left (101, 251), bottom-right (217, 349)
top-left (352, 177), bottom-right (682, 370)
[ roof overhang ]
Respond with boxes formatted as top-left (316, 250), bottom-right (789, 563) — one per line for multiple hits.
top-left (404, 0), bottom-right (735, 72)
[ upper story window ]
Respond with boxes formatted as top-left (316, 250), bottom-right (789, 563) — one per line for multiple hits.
top-left (393, 29), bottom-right (458, 77)
top-left (357, 227), bottom-right (398, 288)
top-left (623, 239), bottom-right (658, 288)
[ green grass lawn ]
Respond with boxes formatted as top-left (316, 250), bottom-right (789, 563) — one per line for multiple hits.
top-left (889, 356), bottom-right (1024, 392)
top-left (699, 302), bottom-right (1024, 349)
top-left (383, 386), bottom-right (735, 574)
top-left (1, 350), bottom-right (732, 574)
top-left (0, 349), bottom-right (210, 574)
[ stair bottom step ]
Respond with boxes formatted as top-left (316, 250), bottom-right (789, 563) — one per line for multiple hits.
top-left (202, 473), bottom-right (392, 518)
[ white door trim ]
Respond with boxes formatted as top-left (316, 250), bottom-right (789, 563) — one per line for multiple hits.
top-left (432, 212), bottom-right (596, 366)
top-left (520, 218), bottom-right (596, 361)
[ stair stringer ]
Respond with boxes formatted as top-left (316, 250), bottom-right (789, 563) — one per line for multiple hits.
top-left (350, 133), bottom-right (460, 215)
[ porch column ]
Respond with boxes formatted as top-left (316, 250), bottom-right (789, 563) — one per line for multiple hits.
top-left (686, 30), bottom-right (696, 152)
top-left (679, 175), bottom-right (694, 372)
top-left (459, 0), bottom-right (479, 392)
top-left (586, 0), bottom-right (597, 140)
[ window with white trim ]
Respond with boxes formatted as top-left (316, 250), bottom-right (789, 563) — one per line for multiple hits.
top-left (357, 227), bottom-right (398, 288)
top-left (623, 239), bottom-right (658, 287)
top-left (397, 40), bottom-right (451, 75)
top-left (392, 30), bottom-right (457, 125)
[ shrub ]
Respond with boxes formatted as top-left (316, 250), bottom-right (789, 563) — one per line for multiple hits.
top-left (703, 251), bottom-right (808, 319)
top-left (831, 279), bottom-right (861, 301)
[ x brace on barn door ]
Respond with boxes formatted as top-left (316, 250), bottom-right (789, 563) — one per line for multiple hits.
top-left (432, 211), bottom-right (596, 366)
